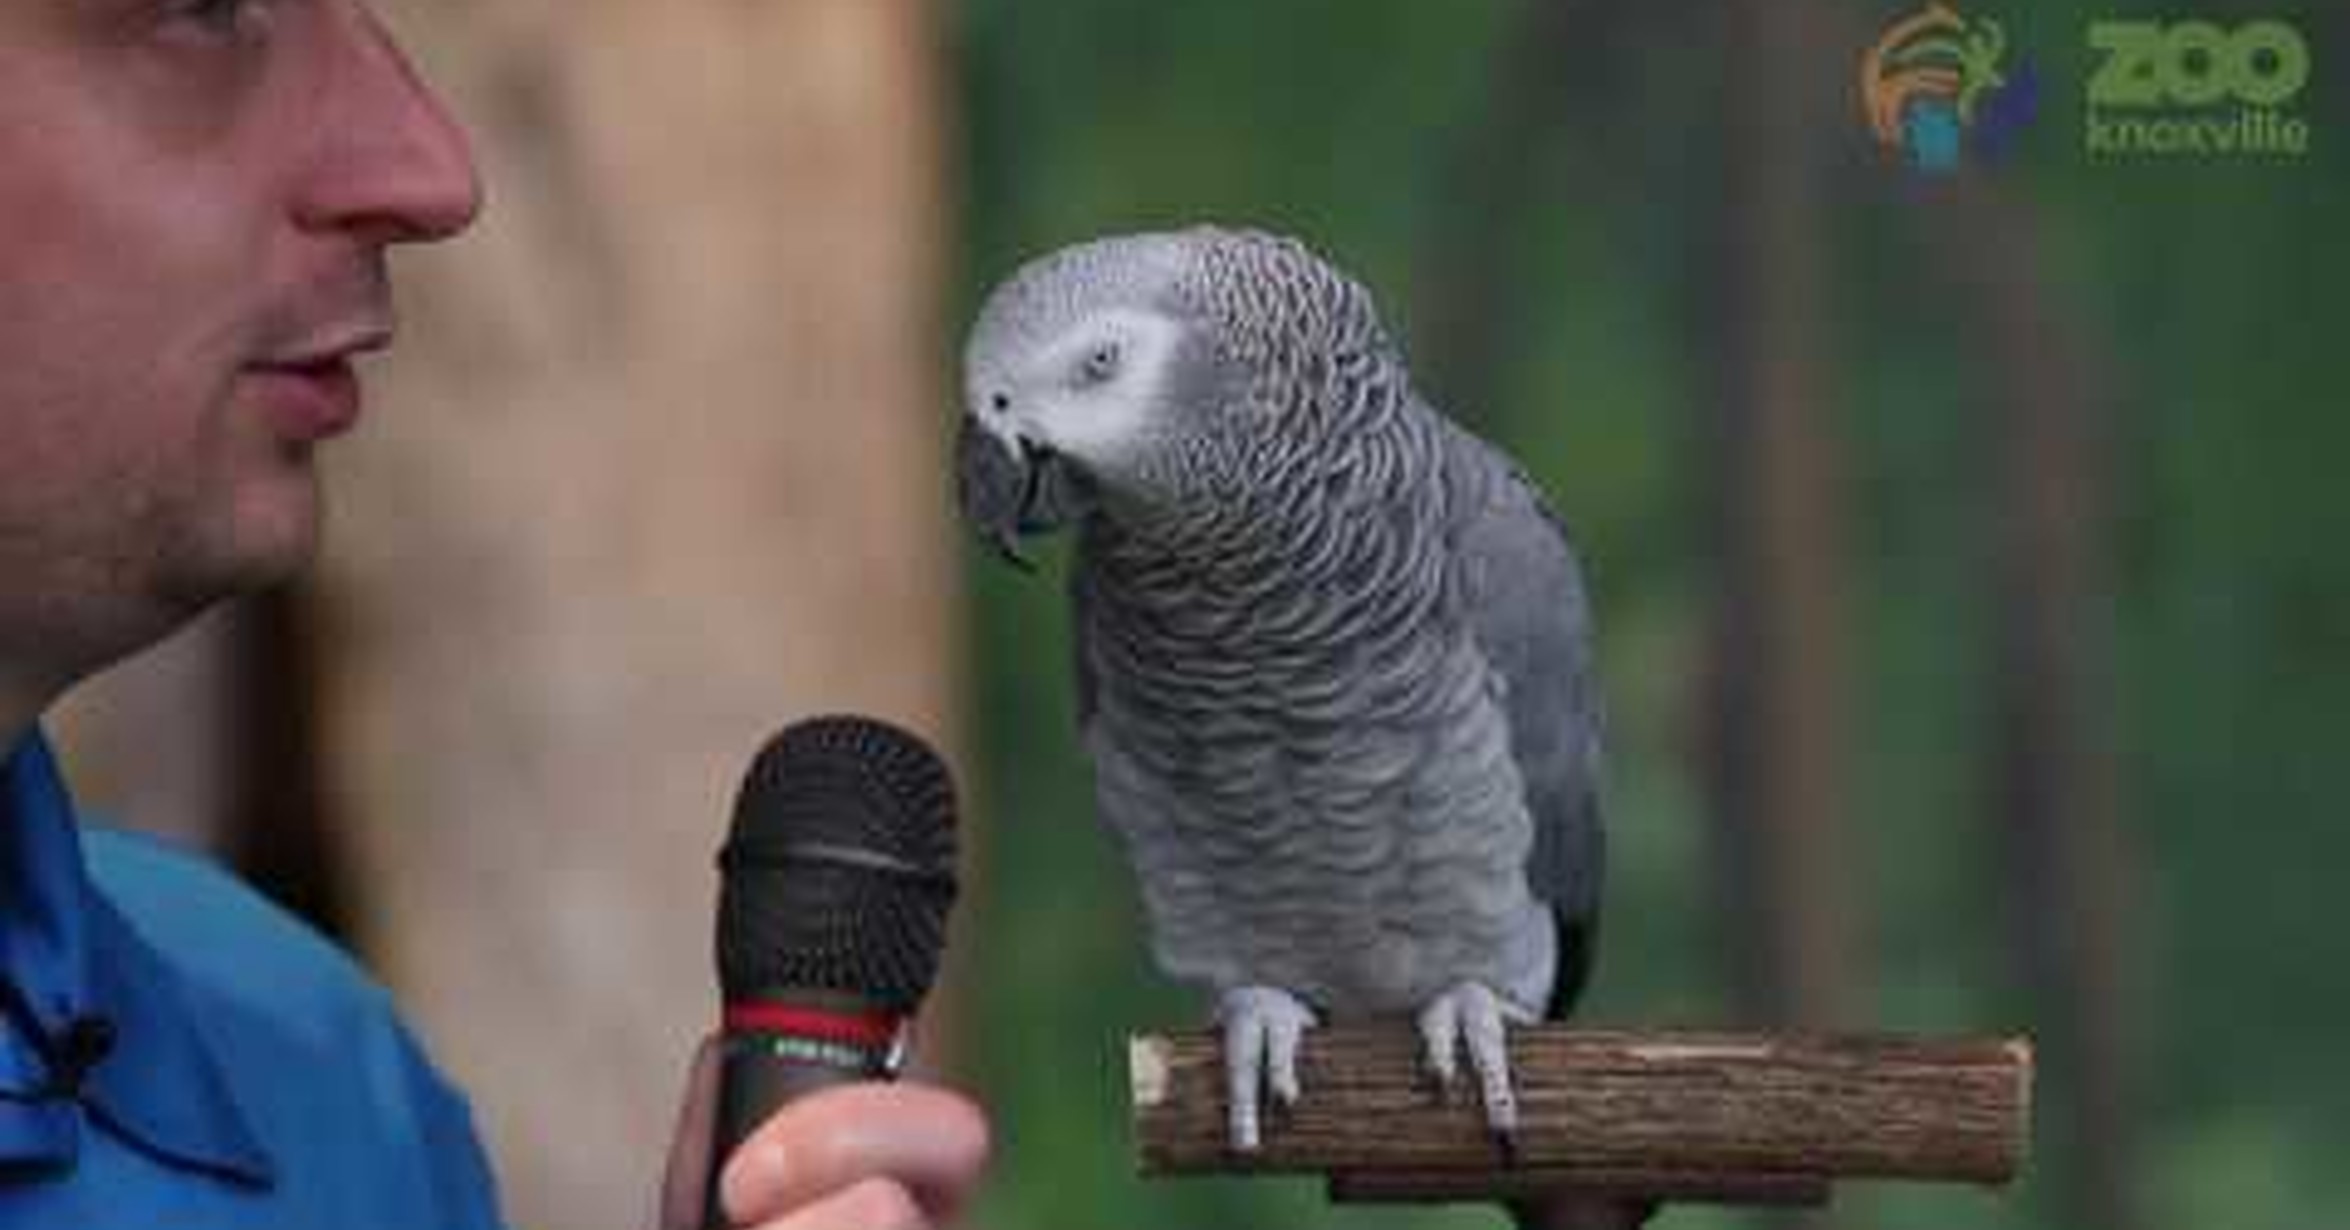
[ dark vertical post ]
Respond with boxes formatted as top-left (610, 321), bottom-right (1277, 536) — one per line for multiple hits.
top-left (1932, 181), bottom-right (2141, 1230)
top-left (1704, 4), bottom-right (1858, 1227)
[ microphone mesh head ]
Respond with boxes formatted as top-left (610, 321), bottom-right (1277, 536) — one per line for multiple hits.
top-left (716, 716), bottom-right (958, 1012)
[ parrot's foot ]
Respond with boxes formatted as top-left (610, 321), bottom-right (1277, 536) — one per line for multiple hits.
top-left (1416, 981), bottom-right (1537, 1147)
top-left (1214, 985), bottom-right (1319, 1153)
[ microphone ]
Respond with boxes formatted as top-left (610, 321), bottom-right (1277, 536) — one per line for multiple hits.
top-left (705, 716), bottom-right (959, 1230)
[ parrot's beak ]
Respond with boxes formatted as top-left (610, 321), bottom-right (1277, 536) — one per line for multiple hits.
top-left (956, 414), bottom-right (1052, 572)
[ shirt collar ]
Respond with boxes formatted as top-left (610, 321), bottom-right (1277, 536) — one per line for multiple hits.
top-left (1, 728), bottom-right (274, 1186)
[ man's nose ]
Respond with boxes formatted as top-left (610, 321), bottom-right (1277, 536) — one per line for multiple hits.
top-left (292, 6), bottom-right (483, 246)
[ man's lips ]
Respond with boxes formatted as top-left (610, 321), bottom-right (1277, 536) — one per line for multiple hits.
top-left (246, 325), bottom-right (393, 444)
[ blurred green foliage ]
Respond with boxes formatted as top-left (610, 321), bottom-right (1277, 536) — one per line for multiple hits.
top-left (946, 2), bottom-right (2346, 1227)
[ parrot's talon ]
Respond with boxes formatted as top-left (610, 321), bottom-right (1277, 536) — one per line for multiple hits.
top-left (1270, 1066), bottom-right (1302, 1109)
top-left (1416, 992), bottom-right (1463, 1097)
top-left (1216, 986), bottom-right (1319, 1152)
top-left (1417, 982), bottom-right (1534, 1142)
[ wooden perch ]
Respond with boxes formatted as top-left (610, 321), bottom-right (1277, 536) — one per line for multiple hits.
top-left (1130, 1025), bottom-right (2030, 1211)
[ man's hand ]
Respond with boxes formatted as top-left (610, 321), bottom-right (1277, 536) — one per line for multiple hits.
top-left (658, 1037), bottom-right (991, 1230)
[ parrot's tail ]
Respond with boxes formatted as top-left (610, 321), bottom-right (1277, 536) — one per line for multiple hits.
top-left (1546, 910), bottom-right (1599, 1020)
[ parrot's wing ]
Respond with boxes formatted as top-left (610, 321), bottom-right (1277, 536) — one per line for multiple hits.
top-left (1448, 428), bottom-right (1606, 1018)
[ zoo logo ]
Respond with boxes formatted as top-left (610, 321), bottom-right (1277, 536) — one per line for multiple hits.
top-left (1861, 4), bottom-right (2041, 173)
top-left (2085, 20), bottom-right (2313, 158)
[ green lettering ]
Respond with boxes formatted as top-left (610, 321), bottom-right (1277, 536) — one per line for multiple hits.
top-left (2089, 21), bottom-right (2165, 106)
top-left (2234, 22), bottom-right (2311, 106)
top-left (2162, 22), bottom-right (2233, 106)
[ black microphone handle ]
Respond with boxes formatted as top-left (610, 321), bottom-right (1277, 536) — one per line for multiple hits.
top-left (705, 993), bottom-right (904, 1230)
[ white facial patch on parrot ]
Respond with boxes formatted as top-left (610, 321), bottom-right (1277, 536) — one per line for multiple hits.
top-left (1011, 308), bottom-right (1185, 471)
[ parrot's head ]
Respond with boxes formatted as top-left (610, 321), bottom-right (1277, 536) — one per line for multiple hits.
top-left (957, 227), bottom-right (1394, 567)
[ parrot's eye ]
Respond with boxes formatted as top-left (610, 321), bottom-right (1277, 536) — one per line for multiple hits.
top-left (1077, 342), bottom-right (1122, 387)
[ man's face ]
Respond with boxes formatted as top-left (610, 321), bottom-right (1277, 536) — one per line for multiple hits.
top-left (0, 0), bottom-right (478, 683)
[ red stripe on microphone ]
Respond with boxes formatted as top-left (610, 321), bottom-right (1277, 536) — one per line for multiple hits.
top-left (723, 1002), bottom-right (902, 1048)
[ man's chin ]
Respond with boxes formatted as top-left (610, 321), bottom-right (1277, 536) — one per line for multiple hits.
top-left (159, 480), bottom-right (325, 610)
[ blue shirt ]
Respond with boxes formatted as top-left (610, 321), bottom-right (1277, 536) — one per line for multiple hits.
top-left (0, 729), bottom-right (504, 1227)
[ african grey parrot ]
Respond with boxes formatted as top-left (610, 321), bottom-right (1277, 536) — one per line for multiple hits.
top-left (957, 227), bottom-right (1604, 1152)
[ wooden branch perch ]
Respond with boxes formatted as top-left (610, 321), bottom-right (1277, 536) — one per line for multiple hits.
top-left (1130, 1025), bottom-right (2031, 1210)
